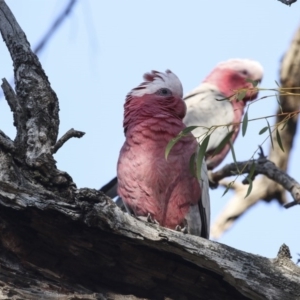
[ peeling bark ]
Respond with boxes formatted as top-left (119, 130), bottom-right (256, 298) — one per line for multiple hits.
top-left (0, 1), bottom-right (299, 299)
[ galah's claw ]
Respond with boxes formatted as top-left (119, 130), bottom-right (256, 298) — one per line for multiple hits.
top-left (175, 224), bottom-right (188, 234)
top-left (137, 213), bottom-right (159, 225)
top-left (208, 170), bottom-right (218, 189)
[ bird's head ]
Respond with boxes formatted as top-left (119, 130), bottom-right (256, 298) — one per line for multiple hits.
top-left (124, 70), bottom-right (186, 132)
top-left (204, 59), bottom-right (264, 102)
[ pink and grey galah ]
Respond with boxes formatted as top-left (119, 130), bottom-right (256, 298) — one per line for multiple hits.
top-left (117, 70), bottom-right (210, 238)
top-left (183, 58), bottom-right (263, 169)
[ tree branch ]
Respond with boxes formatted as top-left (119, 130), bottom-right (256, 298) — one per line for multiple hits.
top-left (210, 158), bottom-right (300, 208)
top-left (0, 0), bottom-right (79, 196)
top-left (211, 23), bottom-right (300, 239)
top-left (33, 0), bottom-right (78, 55)
top-left (0, 0), bottom-right (59, 166)
top-left (0, 129), bottom-right (15, 152)
top-left (52, 128), bottom-right (85, 154)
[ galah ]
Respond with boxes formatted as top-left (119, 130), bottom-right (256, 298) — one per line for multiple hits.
top-left (116, 70), bottom-right (210, 238)
top-left (101, 58), bottom-right (263, 211)
top-left (183, 58), bottom-right (263, 170)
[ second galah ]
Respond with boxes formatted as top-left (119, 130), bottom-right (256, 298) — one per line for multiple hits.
top-left (183, 58), bottom-right (263, 169)
top-left (117, 70), bottom-right (210, 238)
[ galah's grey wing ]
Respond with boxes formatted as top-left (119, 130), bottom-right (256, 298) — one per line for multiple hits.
top-left (184, 159), bottom-right (210, 239)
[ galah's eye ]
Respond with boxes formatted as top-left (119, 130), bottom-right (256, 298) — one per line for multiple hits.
top-left (156, 88), bottom-right (172, 97)
top-left (240, 69), bottom-right (249, 76)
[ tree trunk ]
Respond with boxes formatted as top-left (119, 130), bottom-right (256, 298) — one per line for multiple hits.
top-left (0, 1), bottom-right (299, 299)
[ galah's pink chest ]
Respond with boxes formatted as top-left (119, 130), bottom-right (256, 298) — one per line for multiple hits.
top-left (118, 121), bottom-right (200, 229)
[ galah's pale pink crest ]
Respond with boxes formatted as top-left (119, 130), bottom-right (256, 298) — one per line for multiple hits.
top-left (117, 70), bottom-right (210, 238)
top-left (183, 59), bottom-right (264, 169)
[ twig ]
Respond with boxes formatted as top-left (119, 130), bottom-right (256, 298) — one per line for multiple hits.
top-left (1, 78), bottom-right (19, 112)
top-left (211, 158), bottom-right (300, 208)
top-left (0, 130), bottom-right (15, 153)
top-left (52, 128), bottom-right (85, 154)
top-left (34, 0), bottom-right (78, 55)
top-left (277, 0), bottom-right (297, 6)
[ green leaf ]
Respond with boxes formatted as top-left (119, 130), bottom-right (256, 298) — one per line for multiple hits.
top-left (244, 178), bottom-right (253, 198)
top-left (165, 136), bottom-right (182, 159)
top-left (246, 78), bottom-right (258, 87)
top-left (237, 90), bottom-right (247, 101)
top-left (212, 131), bottom-right (234, 157)
top-left (196, 135), bottom-right (210, 180)
top-left (266, 119), bottom-right (274, 149)
top-left (222, 182), bottom-right (233, 197)
top-left (275, 93), bottom-right (281, 106)
top-left (180, 126), bottom-right (199, 135)
top-left (275, 80), bottom-right (280, 87)
top-left (276, 129), bottom-right (285, 152)
top-left (275, 94), bottom-right (283, 114)
top-left (259, 126), bottom-right (268, 135)
top-left (229, 140), bottom-right (239, 172)
top-left (189, 152), bottom-right (196, 177)
top-left (242, 111), bottom-right (248, 137)
top-left (248, 161), bottom-right (256, 179)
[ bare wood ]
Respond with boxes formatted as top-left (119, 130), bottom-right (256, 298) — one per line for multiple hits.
top-left (211, 24), bottom-right (300, 239)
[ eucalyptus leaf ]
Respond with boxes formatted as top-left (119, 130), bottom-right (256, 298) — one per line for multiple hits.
top-left (242, 111), bottom-right (248, 137)
top-left (196, 135), bottom-right (210, 180)
top-left (276, 129), bottom-right (284, 152)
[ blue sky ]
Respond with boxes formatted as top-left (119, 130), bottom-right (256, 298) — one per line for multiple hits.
top-left (0, 0), bottom-right (299, 260)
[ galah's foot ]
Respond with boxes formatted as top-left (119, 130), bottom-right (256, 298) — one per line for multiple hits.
top-left (209, 179), bottom-right (218, 189)
top-left (175, 224), bottom-right (188, 234)
top-left (208, 170), bottom-right (218, 189)
top-left (137, 213), bottom-right (159, 225)
top-left (258, 145), bottom-right (267, 159)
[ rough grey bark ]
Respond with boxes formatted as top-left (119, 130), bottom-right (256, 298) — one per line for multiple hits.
top-left (0, 1), bottom-right (299, 299)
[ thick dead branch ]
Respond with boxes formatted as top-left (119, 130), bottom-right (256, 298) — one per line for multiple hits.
top-left (0, 182), bottom-right (299, 300)
top-left (211, 24), bottom-right (300, 239)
